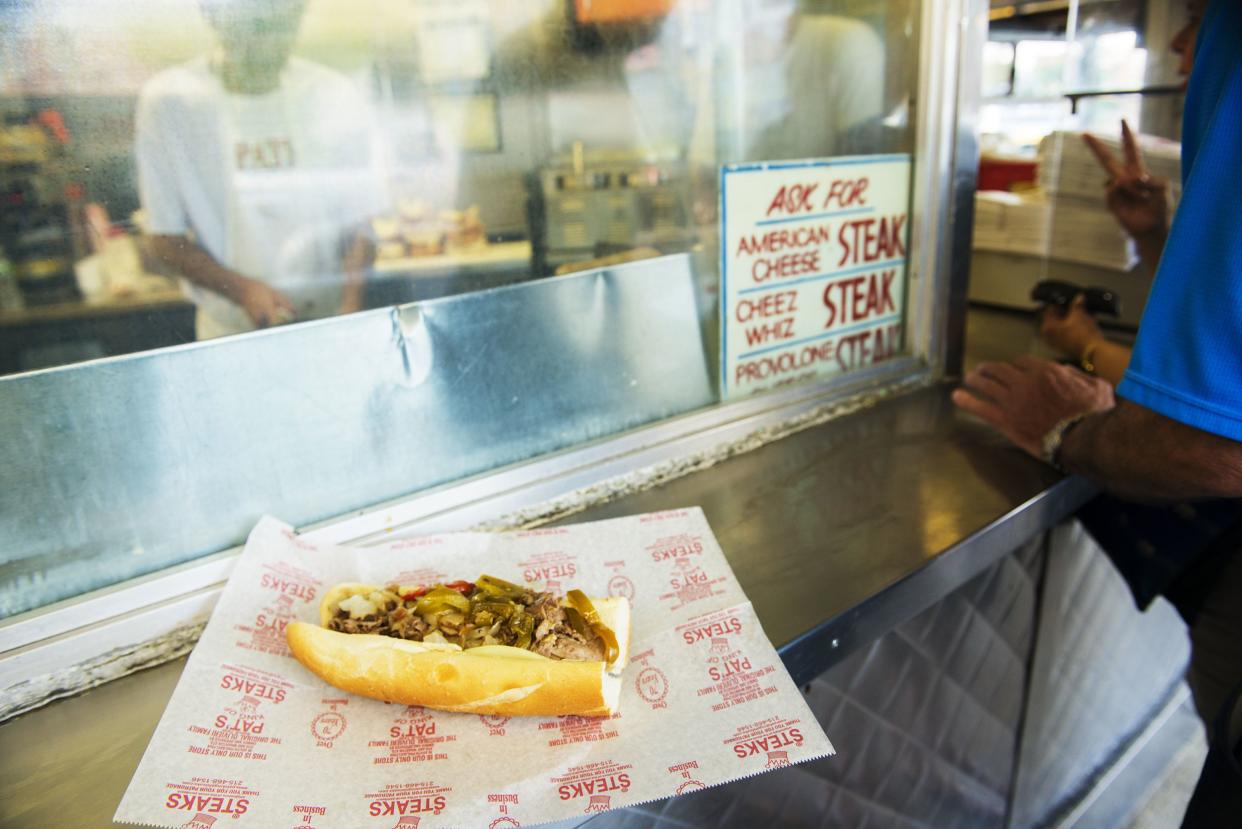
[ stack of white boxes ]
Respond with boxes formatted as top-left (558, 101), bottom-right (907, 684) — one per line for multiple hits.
top-left (970, 130), bottom-right (1181, 327)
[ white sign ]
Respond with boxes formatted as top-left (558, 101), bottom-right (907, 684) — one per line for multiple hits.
top-left (719, 154), bottom-right (911, 398)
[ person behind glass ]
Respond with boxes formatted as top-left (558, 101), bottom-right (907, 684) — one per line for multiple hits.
top-left (956, 2), bottom-right (1241, 823)
top-left (751, 2), bottom-right (886, 161)
top-left (136, 0), bottom-right (379, 340)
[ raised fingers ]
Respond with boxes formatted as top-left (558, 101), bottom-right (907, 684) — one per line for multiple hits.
top-left (1120, 119), bottom-right (1147, 176)
top-left (1082, 132), bottom-right (1125, 181)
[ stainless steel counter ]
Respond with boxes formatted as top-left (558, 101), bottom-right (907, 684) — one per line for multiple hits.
top-left (0, 308), bottom-right (1092, 829)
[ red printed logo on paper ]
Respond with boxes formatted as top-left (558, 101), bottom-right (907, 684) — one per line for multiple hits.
top-left (364, 782), bottom-right (450, 819)
top-left (723, 717), bottom-right (806, 761)
top-left (218, 664), bottom-right (293, 704)
top-left (291, 804), bottom-right (327, 826)
top-left (639, 510), bottom-right (690, 523)
top-left (370, 706), bottom-right (455, 764)
top-left (258, 562), bottom-right (321, 603)
top-left (187, 695), bottom-right (283, 760)
top-left (766, 750), bottom-right (791, 768)
top-left (479, 714), bottom-right (510, 736)
top-left (388, 532), bottom-right (446, 550)
top-left (311, 698), bottom-right (348, 748)
top-left (630, 648), bottom-right (670, 709)
top-left (517, 551), bottom-right (578, 590)
top-left (678, 610), bottom-right (744, 646)
top-left (486, 793), bottom-right (520, 828)
top-left (677, 619), bottom-right (779, 712)
top-left (606, 567), bottom-right (636, 601)
top-left (651, 536), bottom-right (726, 609)
top-left (388, 566), bottom-right (448, 586)
top-left (233, 593), bottom-right (298, 657)
top-left (667, 760), bottom-right (705, 794)
top-left (636, 667), bottom-right (669, 707)
top-left (584, 795), bottom-right (612, 814)
top-left (181, 816), bottom-right (217, 829)
top-left (551, 760), bottom-right (632, 805)
top-left (164, 778), bottom-right (259, 820)
top-left (647, 534), bottom-right (704, 562)
top-left (604, 559), bottom-right (635, 601)
top-left (537, 713), bottom-right (620, 747)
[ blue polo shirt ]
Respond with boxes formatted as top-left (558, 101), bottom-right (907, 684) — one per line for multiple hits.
top-left (1116, 0), bottom-right (1242, 440)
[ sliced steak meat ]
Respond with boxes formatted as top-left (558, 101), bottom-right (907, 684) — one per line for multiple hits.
top-left (392, 614), bottom-right (429, 640)
top-left (329, 613), bottom-right (386, 635)
top-left (529, 591), bottom-right (561, 618)
top-left (529, 592), bottom-right (566, 640)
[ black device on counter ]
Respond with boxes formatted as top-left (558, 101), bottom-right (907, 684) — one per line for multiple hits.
top-left (1031, 279), bottom-right (1121, 317)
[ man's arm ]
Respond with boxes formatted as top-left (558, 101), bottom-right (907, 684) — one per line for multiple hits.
top-left (148, 234), bottom-right (294, 327)
top-left (952, 356), bottom-right (1242, 503)
top-left (1040, 297), bottom-right (1132, 387)
top-left (1132, 227), bottom-right (1168, 274)
top-left (1061, 401), bottom-right (1242, 501)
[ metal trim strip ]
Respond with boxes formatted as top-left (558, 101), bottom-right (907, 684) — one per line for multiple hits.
top-left (0, 356), bottom-right (923, 658)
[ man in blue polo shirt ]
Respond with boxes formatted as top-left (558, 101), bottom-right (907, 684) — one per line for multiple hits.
top-left (954, 0), bottom-right (1241, 822)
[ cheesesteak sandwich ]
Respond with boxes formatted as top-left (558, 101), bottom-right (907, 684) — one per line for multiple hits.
top-left (286, 575), bottom-right (630, 717)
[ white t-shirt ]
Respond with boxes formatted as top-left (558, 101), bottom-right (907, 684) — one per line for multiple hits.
top-left (136, 56), bottom-right (385, 339)
top-left (752, 16), bottom-right (886, 160)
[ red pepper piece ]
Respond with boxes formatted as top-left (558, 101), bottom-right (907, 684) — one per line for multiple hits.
top-left (400, 580), bottom-right (474, 601)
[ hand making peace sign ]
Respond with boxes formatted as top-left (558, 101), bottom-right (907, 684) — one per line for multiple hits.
top-left (1081, 119), bottom-right (1170, 240)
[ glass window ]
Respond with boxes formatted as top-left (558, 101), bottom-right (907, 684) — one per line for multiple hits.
top-left (0, 0), bottom-right (934, 618)
top-left (1, 0), bottom-right (919, 370)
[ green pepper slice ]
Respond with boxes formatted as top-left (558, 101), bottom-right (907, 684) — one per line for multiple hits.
top-left (474, 574), bottom-right (528, 599)
top-left (414, 586), bottom-right (471, 616)
top-left (510, 610), bottom-right (535, 650)
top-left (566, 590), bottom-right (620, 664)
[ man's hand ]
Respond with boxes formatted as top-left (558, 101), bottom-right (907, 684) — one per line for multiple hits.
top-left (1082, 120), bottom-right (1169, 240)
top-left (147, 234), bottom-right (296, 329)
top-left (236, 278), bottom-right (295, 328)
top-left (1040, 295), bottom-right (1103, 361)
top-left (952, 356), bottom-right (1115, 459)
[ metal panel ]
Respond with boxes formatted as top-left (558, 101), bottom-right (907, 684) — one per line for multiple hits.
top-left (0, 256), bottom-right (713, 618)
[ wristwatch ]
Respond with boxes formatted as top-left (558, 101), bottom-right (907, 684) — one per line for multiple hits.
top-left (1040, 413), bottom-right (1088, 472)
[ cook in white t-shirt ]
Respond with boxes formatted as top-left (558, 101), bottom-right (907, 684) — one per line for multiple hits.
top-left (136, 0), bottom-right (384, 339)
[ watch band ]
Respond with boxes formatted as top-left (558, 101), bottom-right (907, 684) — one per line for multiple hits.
top-left (1041, 413), bottom-right (1088, 472)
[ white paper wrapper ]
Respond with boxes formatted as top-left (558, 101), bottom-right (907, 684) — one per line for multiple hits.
top-left (116, 508), bottom-right (835, 829)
